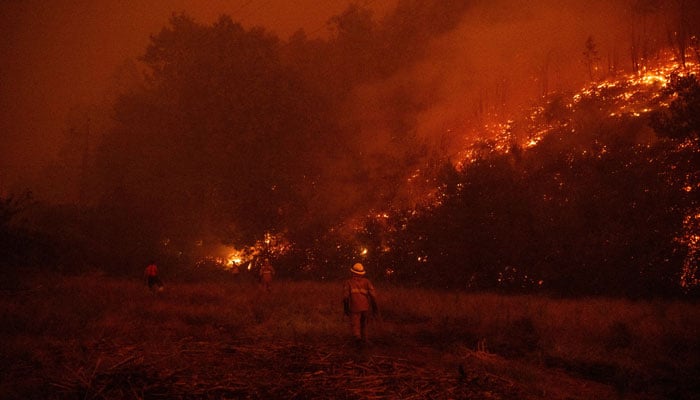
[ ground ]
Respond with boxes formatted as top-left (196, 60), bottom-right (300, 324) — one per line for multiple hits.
top-left (2, 276), bottom-right (696, 399)
top-left (6, 330), bottom-right (634, 399)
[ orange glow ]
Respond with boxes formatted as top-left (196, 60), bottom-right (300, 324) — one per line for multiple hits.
top-left (197, 231), bottom-right (291, 272)
top-left (679, 213), bottom-right (700, 290)
top-left (450, 53), bottom-right (699, 175)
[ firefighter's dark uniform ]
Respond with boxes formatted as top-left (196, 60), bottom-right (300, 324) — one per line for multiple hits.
top-left (259, 260), bottom-right (275, 291)
top-left (343, 263), bottom-right (378, 342)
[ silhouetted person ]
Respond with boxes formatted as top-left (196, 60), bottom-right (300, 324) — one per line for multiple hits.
top-left (259, 258), bottom-right (275, 292)
top-left (342, 263), bottom-right (379, 346)
top-left (144, 260), bottom-right (163, 292)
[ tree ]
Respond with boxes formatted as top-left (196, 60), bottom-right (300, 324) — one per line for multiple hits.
top-left (96, 15), bottom-right (320, 249)
top-left (650, 73), bottom-right (700, 140)
top-left (583, 36), bottom-right (601, 81)
top-left (0, 192), bottom-right (49, 268)
top-left (628, 0), bottom-right (664, 73)
top-left (665, 0), bottom-right (700, 69)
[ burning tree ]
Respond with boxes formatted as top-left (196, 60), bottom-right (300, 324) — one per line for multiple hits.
top-left (650, 72), bottom-right (700, 140)
top-left (362, 53), bottom-right (700, 297)
top-left (583, 36), bottom-right (601, 81)
top-left (44, 2), bottom-right (698, 295)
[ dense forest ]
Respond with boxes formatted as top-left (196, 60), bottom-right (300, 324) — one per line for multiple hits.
top-left (1, 0), bottom-right (699, 297)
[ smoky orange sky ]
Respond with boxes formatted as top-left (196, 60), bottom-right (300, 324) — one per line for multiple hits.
top-left (0, 0), bottom-right (396, 190)
top-left (0, 0), bottom-right (677, 197)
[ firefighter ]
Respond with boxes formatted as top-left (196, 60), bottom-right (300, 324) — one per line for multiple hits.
top-left (342, 263), bottom-right (379, 346)
top-left (259, 258), bottom-right (275, 292)
top-left (143, 260), bottom-right (163, 292)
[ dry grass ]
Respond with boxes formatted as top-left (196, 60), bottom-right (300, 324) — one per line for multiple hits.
top-left (1, 274), bottom-right (698, 398)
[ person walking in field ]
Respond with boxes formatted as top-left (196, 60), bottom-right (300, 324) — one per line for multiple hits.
top-left (259, 258), bottom-right (275, 292)
top-left (144, 260), bottom-right (163, 292)
top-left (343, 263), bottom-right (379, 346)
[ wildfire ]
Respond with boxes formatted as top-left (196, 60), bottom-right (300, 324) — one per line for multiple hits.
top-left (226, 252), bottom-right (243, 267)
top-left (196, 231), bottom-right (292, 272)
top-left (679, 212), bottom-right (700, 291)
top-left (455, 54), bottom-right (699, 161)
top-left (199, 53), bottom-right (699, 290)
top-left (446, 52), bottom-right (700, 290)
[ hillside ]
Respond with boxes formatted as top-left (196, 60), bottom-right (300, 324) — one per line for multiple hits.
top-left (348, 54), bottom-right (700, 295)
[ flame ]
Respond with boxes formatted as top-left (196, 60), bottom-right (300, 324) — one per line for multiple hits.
top-left (452, 53), bottom-right (698, 167)
top-left (441, 51), bottom-right (699, 290)
top-left (196, 231), bottom-right (292, 272)
top-left (679, 212), bottom-right (700, 290)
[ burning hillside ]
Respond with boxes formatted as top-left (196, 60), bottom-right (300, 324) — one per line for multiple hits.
top-left (186, 52), bottom-right (700, 297)
top-left (457, 54), bottom-right (697, 164)
top-left (325, 52), bottom-right (700, 295)
top-left (2, 1), bottom-right (698, 298)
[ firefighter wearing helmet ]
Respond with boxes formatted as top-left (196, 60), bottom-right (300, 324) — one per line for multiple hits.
top-left (259, 258), bottom-right (275, 292)
top-left (342, 263), bottom-right (379, 346)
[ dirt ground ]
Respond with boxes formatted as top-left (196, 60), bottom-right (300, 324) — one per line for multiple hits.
top-left (3, 277), bottom-right (695, 399)
top-left (4, 330), bottom-right (637, 400)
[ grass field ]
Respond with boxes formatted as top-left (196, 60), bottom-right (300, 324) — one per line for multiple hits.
top-left (1, 272), bottom-right (698, 399)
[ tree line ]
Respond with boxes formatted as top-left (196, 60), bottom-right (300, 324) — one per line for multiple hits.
top-left (1, 1), bottom-right (699, 297)
top-left (344, 72), bottom-right (700, 297)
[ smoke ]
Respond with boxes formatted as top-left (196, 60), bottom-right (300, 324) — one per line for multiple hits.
top-left (346, 0), bottom-right (635, 155)
top-left (0, 0), bottom-right (397, 197)
top-left (307, 0), bottom-right (653, 221)
top-left (3, 0), bottom-right (697, 244)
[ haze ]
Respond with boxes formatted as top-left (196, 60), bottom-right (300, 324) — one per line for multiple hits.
top-left (0, 0), bottom-right (396, 189)
top-left (0, 0), bottom-right (693, 216)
